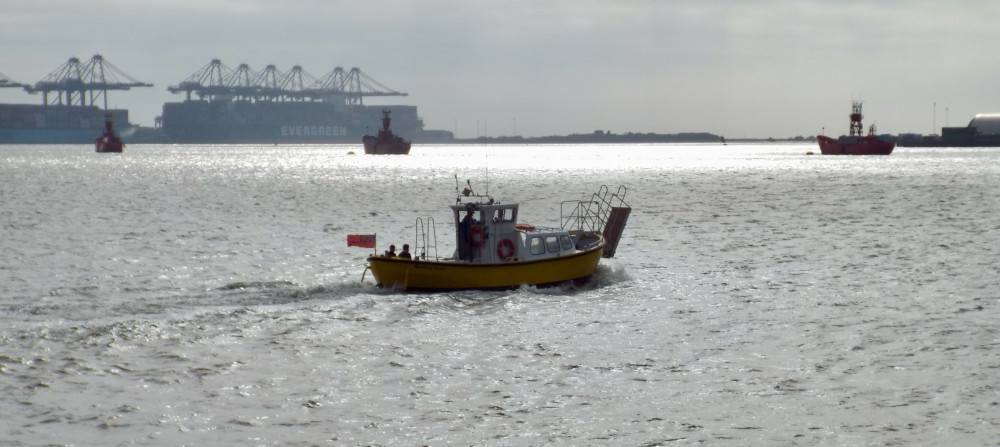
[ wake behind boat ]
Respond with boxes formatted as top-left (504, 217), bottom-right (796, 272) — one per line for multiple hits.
top-left (817, 101), bottom-right (895, 155)
top-left (356, 181), bottom-right (631, 291)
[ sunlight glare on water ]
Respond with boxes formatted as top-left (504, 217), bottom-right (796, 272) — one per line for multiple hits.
top-left (0, 143), bottom-right (997, 445)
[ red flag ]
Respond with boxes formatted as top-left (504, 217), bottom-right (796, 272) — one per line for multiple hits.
top-left (347, 234), bottom-right (376, 248)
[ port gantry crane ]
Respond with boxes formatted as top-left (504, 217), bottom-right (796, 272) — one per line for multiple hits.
top-left (167, 59), bottom-right (407, 105)
top-left (312, 66), bottom-right (406, 105)
top-left (0, 72), bottom-right (25, 89)
top-left (23, 55), bottom-right (152, 110)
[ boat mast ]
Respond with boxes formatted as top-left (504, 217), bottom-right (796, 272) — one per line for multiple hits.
top-left (849, 101), bottom-right (864, 137)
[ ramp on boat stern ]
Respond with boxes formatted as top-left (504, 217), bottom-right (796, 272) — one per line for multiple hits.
top-left (602, 206), bottom-right (631, 258)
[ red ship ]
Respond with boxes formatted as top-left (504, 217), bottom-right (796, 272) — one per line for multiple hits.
top-left (817, 101), bottom-right (894, 155)
top-left (94, 113), bottom-right (124, 153)
top-left (362, 109), bottom-right (411, 155)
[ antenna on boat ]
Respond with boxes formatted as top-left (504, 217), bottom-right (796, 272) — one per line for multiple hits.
top-left (484, 120), bottom-right (489, 197)
top-left (453, 174), bottom-right (493, 204)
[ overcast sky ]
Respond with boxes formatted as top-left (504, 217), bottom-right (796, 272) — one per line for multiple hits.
top-left (2, 0), bottom-right (997, 138)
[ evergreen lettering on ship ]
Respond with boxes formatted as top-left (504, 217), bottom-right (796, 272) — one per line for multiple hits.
top-left (281, 126), bottom-right (347, 137)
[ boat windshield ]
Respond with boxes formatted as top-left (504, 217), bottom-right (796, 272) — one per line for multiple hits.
top-left (560, 235), bottom-right (574, 250)
top-left (546, 236), bottom-right (560, 253)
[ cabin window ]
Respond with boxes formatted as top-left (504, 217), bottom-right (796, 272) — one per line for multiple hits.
top-left (560, 235), bottom-right (574, 251)
top-left (530, 237), bottom-right (545, 255)
top-left (546, 236), bottom-right (560, 253)
top-left (493, 208), bottom-right (515, 223)
top-left (459, 210), bottom-right (481, 224)
top-left (458, 210), bottom-right (484, 236)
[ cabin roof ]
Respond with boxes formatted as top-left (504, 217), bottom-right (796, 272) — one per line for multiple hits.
top-left (449, 201), bottom-right (517, 211)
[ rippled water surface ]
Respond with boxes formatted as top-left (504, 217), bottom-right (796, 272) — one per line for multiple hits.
top-left (1, 144), bottom-right (998, 445)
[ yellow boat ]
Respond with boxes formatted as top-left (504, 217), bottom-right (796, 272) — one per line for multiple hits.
top-left (362, 182), bottom-right (631, 291)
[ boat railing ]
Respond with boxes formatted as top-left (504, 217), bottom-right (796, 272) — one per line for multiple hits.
top-left (560, 184), bottom-right (632, 258)
top-left (414, 217), bottom-right (439, 261)
top-left (560, 184), bottom-right (630, 232)
top-left (561, 200), bottom-right (603, 232)
top-left (598, 185), bottom-right (631, 258)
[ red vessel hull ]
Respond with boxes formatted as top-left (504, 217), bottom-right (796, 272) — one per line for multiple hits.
top-left (817, 135), bottom-right (894, 155)
top-left (95, 137), bottom-right (124, 153)
top-left (362, 137), bottom-right (411, 154)
top-left (95, 114), bottom-right (124, 153)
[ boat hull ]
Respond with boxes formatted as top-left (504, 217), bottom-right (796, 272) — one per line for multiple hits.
top-left (366, 240), bottom-right (605, 291)
top-left (95, 136), bottom-right (124, 152)
top-left (817, 135), bottom-right (895, 155)
top-left (362, 138), bottom-right (411, 154)
top-left (95, 144), bottom-right (123, 153)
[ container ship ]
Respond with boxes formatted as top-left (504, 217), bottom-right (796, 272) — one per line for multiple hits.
top-left (0, 103), bottom-right (132, 144)
top-left (159, 60), bottom-right (429, 143)
top-left (159, 100), bottom-right (422, 143)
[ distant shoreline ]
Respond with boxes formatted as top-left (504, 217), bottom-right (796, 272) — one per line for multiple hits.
top-left (102, 127), bottom-right (823, 145)
top-left (451, 132), bottom-right (816, 145)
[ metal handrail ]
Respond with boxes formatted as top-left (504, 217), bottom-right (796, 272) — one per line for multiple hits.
top-left (414, 217), bottom-right (438, 261)
top-left (559, 184), bottom-right (630, 233)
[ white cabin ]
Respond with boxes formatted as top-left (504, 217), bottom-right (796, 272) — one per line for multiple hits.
top-left (450, 201), bottom-right (581, 263)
